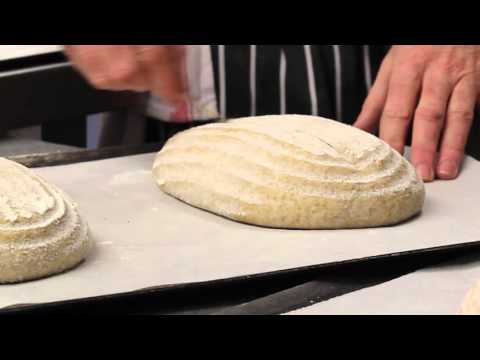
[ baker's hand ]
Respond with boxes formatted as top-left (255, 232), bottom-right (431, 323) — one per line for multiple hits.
top-left (354, 45), bottom-right (480, 182)
top-left (64, 45), bottom-right (187, 103)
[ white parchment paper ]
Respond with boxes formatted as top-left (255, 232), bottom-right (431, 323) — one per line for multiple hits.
top-left (1, 152), bottom-right (479, 309)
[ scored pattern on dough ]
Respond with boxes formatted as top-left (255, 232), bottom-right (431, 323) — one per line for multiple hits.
top-left (0, 158), bottom-right (91, 284)
top-left (153, 115), bottom-right (425, 229)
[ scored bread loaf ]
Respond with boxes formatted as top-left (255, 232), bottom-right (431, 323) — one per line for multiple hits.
top-left (152, 114), bottom-right (425, 229)
top-left (0, 158), bottom-right (91, 283)
top-left (461, 281), bottom-right (480, 315)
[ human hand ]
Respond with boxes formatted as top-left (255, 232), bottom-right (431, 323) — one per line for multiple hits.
top-left (64, 45), bottom-right (187, 103)
top-left (354, 45), bottom-right (480, 182)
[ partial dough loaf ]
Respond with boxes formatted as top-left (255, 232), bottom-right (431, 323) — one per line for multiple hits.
top-left (461, 281), bottom-right (480, 315)
top-left (152, 115), bottom-right (425, 229)
top-left (0, 158), bottom-right (91, 283)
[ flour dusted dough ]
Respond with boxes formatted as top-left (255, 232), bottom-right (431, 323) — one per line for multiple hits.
top-left (461, 281), bottom-right (480, 315)
top-left (0, 158), bottom-right (91, 283)
top-left (152, 115), bottom-right (425, 229)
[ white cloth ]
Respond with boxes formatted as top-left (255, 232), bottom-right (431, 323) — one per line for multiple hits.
top-left (145, 45), bottom-right (219, 122)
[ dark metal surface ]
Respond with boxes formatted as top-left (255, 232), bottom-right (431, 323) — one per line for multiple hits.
top-left (41, 116), bottom-right (88, 148)
top-left (6, 142), bottom-right (163, 168)
top-left (213, 246), bottom-right (474, 315)
top-left (0, 58), bottom-right (144, 133)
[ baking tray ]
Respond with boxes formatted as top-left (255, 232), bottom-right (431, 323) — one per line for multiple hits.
top-left (286, 250), bottom-right (480, 315)
top-left (1, 151), bottom-right (480, 311)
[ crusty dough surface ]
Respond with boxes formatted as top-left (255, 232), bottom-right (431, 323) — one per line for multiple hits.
top-left (152, 115), bottom-right (425, 229)
top-left (461, 281), bottom-right (480, 315)
top-left (0, 158), bottom-right (91, 283)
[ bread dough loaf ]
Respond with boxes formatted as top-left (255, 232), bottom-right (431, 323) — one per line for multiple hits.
top-left (152, 115), bottom-right (425, 229)
top-left (461, 281), bottom-right (480, 315)
top-left (0, 158), bottom-right (91, 283)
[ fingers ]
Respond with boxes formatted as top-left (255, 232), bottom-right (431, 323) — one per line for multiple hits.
top-left (64, 45), bottom-right (188, 104)
top-left (378, 62), bottom-right (423, 155)
top-left (64, 45), bottom-right (109, 86)
top-left (436, 77), bottom-right (476, 179)
top-left (64, 45), bottom-right (148, 92)
top-left (135, 45), bottom-right (187, 101)
top-left (410, 68), bottom-right (453, 182)
top-left (104, 45), bottom-right (148, 92)
top-left (354, 54), bottom-right (392, 134)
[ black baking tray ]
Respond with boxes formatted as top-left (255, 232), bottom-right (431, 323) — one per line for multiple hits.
top-left (1, 241), bottom-right (479, 316)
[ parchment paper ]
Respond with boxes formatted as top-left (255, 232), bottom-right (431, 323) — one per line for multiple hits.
top-left (1, 152), bottom-right (480, 309)
top-left (285, 252), bottom-right (480, 315)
